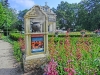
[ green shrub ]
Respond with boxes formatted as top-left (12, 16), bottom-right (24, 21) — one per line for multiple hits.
top-left (48, 34), bottom-right (94, 37)
top-left (13, 41), bottom-right (22, 61)
top-left (9, 33), bottom-right (24, 41)
top-left (9, 33), bottom-right (94, 41)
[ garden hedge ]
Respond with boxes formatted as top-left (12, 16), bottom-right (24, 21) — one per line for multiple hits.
top-left (9, 33), bottom-right (24, 41)
top-left (9, 33), bottom-right (94, 41)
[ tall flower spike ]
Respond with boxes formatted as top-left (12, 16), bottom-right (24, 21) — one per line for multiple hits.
top-left (44, 59), bottom-right (58, 75)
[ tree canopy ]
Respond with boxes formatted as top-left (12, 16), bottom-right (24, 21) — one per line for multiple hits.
top-left (0, 0), bottom-right (100, 32)
top-left (0, 1), bottom-right (18, 31)
top-left (52, 0), bottom-right (100, 31)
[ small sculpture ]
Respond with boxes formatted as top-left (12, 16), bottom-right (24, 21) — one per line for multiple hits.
top-left (31, 22), bottom-right (41, 32)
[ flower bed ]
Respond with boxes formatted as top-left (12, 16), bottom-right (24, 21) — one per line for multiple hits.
top-left (44, 33), bottom-right (100, 75)
top-left (9, 33), bottom-right (100, 74)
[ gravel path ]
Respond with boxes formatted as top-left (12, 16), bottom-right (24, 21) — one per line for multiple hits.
top-left (0, 40), bottom-right (23, 75)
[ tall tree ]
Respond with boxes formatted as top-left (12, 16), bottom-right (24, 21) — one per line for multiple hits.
top-left (52, 0), bottom-right (100, 31)
top-left (0, 0), bottom-right (18, 32)
top-left (15, 9), bottom-right (28, 31)
top-left (76, 0), bottom-right (100, 30)
top-left (55, 1), bottom-right (78, 30)
top-left (0, 2), bottom-right (6, 28)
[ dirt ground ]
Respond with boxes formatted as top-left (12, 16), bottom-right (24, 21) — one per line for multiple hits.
top-left (0, 40), bottom-right (23, 75)
top-left (0, 39), bottom-right (45, 75)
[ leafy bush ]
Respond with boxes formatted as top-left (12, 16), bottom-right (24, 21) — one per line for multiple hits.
top-left (13, 41), bottom-right (22, 61)
top-left (9, 33), bottom-right (94, 41)
top-left (9, 33), bottom-right (24, 41)
top-left (49, 34), bottom-right (94, 37)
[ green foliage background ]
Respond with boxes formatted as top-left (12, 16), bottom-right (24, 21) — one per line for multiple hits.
top-left (0, 0), bottom-right (100, 31)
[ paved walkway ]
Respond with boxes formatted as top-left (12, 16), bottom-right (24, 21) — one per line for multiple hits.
top-left (0, 40), bottom-right (23, 75)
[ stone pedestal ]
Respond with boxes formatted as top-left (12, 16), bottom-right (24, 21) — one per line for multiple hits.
top-left (23, 56), bottom-right (48, 72)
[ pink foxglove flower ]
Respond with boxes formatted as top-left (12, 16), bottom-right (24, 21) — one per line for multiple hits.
top-left (44, 59), bottom-right (58, 75)
top-left (64, 68), bottom-right (76, 75)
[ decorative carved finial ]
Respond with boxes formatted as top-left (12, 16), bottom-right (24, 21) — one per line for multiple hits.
top-left (45, 2), bottom-right (47, 6)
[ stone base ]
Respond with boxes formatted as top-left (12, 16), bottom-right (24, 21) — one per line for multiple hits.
top-left (23, 56), bottom-right (48, 73)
